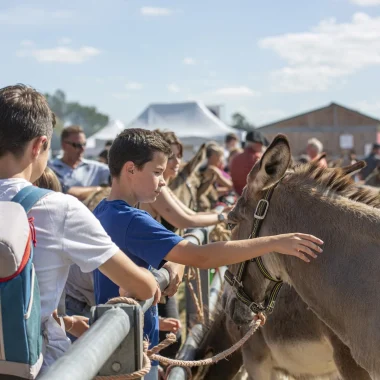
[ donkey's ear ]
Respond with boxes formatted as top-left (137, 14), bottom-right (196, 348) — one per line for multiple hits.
top-left (180, 143), bottom-right (206, 176)
top-left (341, 160), bottom-right (366, 176)
top-left (249, 134), bottom-right (291, 191)
top-left (316, 152), bottom-right (327, 162)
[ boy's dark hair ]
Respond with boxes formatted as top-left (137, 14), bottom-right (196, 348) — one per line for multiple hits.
top-left (0, 84), bottom-right (56, 158)
top-left (154, 129), bottom-right (183, 158)
top-left (61, 125), bottom-right (85, 142)
top-left (109, 128), bottom-right (172, 177)
top-left (225, 133), bottom-right (238, 144)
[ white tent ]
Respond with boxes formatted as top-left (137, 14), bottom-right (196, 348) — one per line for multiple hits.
top-left (86, 119), bottom-right (125, 157)
top-left (126, 101), bottom-right (237, 159)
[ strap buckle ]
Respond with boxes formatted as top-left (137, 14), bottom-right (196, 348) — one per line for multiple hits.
top-left (232, 276), bottom-right (243, 289)
top-left (254, 199), bottom-right (269, 220)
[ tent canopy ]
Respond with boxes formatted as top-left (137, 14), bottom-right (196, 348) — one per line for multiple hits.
top-left (86, 119), bottom-right (125, 157)
top-left (126, 101), bottom-right (237, 145)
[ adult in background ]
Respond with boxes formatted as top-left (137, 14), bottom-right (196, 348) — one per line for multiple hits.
top-left (98, 140), bottom-right (113, 165)
top-left (224, 133), bottom-right (240, 168)
top-left (230, 130), bottom-right (268, 196)
top-left (360, 143), bottom-right (380, 180)
top-left (306, 138), bottom-right (328, 168)
top-left (49, 125), bottom-right (110, 200)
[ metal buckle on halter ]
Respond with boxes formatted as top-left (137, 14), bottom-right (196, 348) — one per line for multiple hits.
top-left (254, 199), bottom-right (269, 220)
top-left (248, 301), bottom-right (264, 313)
top-left (232, 277), bottom-right (243, 289)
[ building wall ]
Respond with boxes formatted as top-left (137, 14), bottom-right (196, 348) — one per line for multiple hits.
top-left (258, 104), bottom-right (380, 158)
top-left (261, 129), bottom-right (378, 158)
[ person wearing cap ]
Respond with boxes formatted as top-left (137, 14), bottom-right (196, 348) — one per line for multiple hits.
top-left (360, 143), bottom-right (380, 180)
top-left (229, 130), bottom-right (269, 196)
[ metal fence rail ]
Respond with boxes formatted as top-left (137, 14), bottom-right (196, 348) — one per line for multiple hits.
top-left (40, 269), bottom-right (169, 380)
top-left (39, 307), bottom-right (132, 380)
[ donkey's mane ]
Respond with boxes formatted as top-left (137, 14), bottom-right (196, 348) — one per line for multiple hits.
top-left (291, 161), bottom-right (380, 208)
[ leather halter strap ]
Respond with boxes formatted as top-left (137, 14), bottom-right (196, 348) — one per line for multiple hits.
top-left (224, 184), bottom-right (283, 315)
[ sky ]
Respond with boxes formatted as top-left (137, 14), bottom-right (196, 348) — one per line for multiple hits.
top-left (1, 0), bottom-right (380, 127)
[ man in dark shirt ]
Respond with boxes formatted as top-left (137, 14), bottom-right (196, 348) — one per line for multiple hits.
top-left (360, 143), bottom-right (380, 180)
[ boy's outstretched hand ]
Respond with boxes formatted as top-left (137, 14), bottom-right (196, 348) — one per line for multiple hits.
top-left (273, 233), bottom-right (323, 262)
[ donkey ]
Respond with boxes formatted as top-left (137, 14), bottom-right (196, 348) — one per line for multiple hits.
top-left (192, 309), bottom-right (245, 380)
top-left (193, 161), bottom-right (370, 380)
top-left (169, 143), bottom-right (210, 211)
top-left (223, 134), bottom-right (380, 379)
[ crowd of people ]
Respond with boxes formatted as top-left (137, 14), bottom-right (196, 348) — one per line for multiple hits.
top-left (7, 83), bottom-right (380, 380)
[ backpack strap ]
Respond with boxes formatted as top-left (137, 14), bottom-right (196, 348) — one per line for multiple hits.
top-left (11, 186), bottom-right (52, 213)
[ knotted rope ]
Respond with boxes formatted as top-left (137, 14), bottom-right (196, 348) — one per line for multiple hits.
top-left (153, 318), bottom-right (261, 367)
top-left (184, 267), bottom-right (205, 324)
top-left (94, 288), bottom-right (262, 378)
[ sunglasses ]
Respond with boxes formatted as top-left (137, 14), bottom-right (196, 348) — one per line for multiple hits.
top-left (64, 141), bottom-right (86, 149)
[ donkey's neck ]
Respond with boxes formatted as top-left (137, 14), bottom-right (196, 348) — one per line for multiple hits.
top-left (261, 188), bottom-right (380, 376)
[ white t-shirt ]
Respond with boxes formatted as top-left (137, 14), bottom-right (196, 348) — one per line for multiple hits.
top-left (0, 178), bottom-right (119, 368)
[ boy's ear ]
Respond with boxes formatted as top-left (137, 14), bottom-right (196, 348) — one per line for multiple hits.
top-left (124, 161), bottom-right (135, 175)
top-left (32, 136), bottom-right (48, 157)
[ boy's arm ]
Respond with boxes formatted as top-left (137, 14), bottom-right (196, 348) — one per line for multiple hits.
top-left (99, 250), bottom-right (157, 300)
top-left (165, 233), bottom-right (323, 269)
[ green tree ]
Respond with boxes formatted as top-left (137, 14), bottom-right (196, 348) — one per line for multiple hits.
top-left (231, 112), bottom-right (255, 131)
top-left (45, 90), bottom-right (109, 137)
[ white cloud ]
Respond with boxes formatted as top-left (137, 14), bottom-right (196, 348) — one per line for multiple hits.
top-left (58, 37), bottom-right (72, 45)
top-left (140, 7), bottom-right (173, 16)
top-left (350, 0), bottom-right (380, 6)
top-left (212, 86), bottom-right (260, 97)
top-left (125, 82), bottom-right (143, 90)
top-left (167, 83), bottom-right (180, 93)
top-left (0, 6), bottom-right (73, 25)
top-left (259, 12), bottom-right (380, 92)
top-left (183, 57), bottom-right (196, 65)
top-left (18, 45), bottom-right (100, 64)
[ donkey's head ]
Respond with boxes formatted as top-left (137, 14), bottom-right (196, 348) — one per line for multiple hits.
top-left (223, 135), bottom-right (293, 324)
top-left (223, 134), bottom-right (369, 325)
top-left (169, 143), bottom-right (206, 210)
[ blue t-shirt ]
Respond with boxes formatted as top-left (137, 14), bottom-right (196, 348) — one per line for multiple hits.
top-left (93, 199), bottom-right (183, 364)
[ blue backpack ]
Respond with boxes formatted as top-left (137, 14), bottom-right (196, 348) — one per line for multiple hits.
top-left (0, 186), bottom-right (51, 379)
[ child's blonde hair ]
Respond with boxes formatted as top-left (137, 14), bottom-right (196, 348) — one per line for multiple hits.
top-left (33, 166), bottom-right (62, 192)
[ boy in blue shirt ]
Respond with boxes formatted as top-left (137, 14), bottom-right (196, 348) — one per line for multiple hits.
top-left (93, 128), bottom-right (323, 380)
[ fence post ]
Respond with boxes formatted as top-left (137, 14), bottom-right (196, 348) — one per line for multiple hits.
top-left (39, 307), bottom-right (132, 380)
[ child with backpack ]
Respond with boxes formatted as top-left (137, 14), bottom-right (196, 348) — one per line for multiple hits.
top-left (0, 84), bottom-right (158, 378)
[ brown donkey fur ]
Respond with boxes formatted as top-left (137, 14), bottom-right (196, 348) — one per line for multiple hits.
top-left (224, 135), bottom-right (380, 379)
top-left (193, 164), bottom-right (371, 380)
